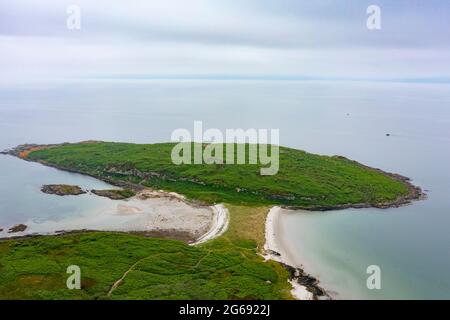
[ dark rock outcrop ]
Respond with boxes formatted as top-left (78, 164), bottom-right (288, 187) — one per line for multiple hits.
top-left (8, 224), bottom-right (27, 233)
top-left (91, 189), bottom-right (135, 200)
top-left (41, 184), bottom-right (86, 196)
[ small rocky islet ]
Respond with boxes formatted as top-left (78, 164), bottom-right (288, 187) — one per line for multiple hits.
top-left (91, 189), bottom-right (136, 200)
top-left (41, 184), bottom-right (86, 196)
top-left (41, 184), bottom-right (135, 200)
top-left (8, 224), bottom-right (28, 233)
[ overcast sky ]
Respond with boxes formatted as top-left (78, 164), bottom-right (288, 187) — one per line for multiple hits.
top-left (1, 0), bottom-right (450, 83)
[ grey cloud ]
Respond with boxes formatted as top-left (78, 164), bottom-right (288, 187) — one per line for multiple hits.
top-left (1, 0), bottom-right (449, 49)
top-left (0, 0), bottom-right (449, 82)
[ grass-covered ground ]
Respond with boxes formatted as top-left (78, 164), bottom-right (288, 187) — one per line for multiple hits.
top-left (26, 141), bottom-right (412, 207)
top-left (0, 141), bottom-right (419, 299)
top-left (0, 206), bottom-right (292, 300)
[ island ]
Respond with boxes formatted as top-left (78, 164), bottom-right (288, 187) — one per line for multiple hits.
top-left (91, 189), bottom-right (136, 200)
top-left (7, 224), bottom-right (28, 233)
top-left (0, 141), bottom-right (424, 300)
top-left (40, 184), bottom-right (135, 200)
top-left (41, 184), bottom-right (86, 196)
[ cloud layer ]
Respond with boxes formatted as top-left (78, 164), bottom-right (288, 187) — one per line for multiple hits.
top-left (1, 0), bottom-right (450, 82)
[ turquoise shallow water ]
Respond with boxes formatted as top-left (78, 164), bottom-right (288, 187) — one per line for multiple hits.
top-left (0, 79), bottom-right (449, 298)
top-left (0, 154), bottom-right (116, 236)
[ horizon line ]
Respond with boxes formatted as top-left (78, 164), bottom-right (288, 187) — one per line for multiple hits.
top-left (74, 74), bottom-right (450, 84)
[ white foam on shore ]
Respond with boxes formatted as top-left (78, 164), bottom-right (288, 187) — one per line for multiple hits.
top-left (289, 279), bottom-right (314, 300)
top-left (191, 204), bottom-right (229, 245)
top-left (263, 206), bottom-right (314, 300)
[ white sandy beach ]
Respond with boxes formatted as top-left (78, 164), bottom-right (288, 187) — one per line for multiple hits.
top-left (264, 206), bottom-right (314, 300)
top-left (3, 188), bottom-right (217, 240)
top-left (191, 204), bottom-right (229, 245)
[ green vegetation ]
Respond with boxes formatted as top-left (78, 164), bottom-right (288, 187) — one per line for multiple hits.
top-left (0, 141), bottom-right (417, 299)
top-left (114, 189), bottom-right (136, 198)
top-left (27, 141), bottom-right (411, 207)
top-left (41, 184), bottom-right (86, 196)
top-left (91, 188), bottom-right (135, 200)
top-left (0, 206), bottom-right (292, 300)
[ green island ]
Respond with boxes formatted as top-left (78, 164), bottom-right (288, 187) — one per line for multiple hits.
top-left (91, 188), bottom-right (136, 200)
top-left (0, 142), bottom-right (422, 299)
top-left (41, 184), bottom-right (86, 196)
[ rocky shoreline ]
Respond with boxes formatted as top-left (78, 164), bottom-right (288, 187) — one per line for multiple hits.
top-left (263, 206), bottom-right (330, 300)
top-left (7, 224), bottom-right (28, 233)
top-left (1, 144), bottom-right (214, 209)
top-left (1, 143), bottom-right (146, 188)
top-left (284, 162), bottom-right (425, 211)
top-left (283, 263), bottom-right (330, 299)
top-left (284, 157), bottom-right (426, 211)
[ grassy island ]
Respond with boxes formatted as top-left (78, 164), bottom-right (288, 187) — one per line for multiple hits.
top-left (24, 141), bottom-right (419, 209)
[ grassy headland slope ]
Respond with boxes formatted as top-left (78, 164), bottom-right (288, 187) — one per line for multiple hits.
top-left (0, 207), bottom-right (292, 300)
top-left (24, 141), bottom-right (420, 209)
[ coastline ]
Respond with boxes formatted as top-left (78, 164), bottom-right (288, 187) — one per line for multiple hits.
top-left (282, 171), bottom-right (425, 211)
top-left (1, 143), bottom-right (426, 211)
top-left (0, 157), bottom-right (223, 244)
top-left (0, 147), bottom-right (231, 245)
top-left (263, 206), bottom-right (329, 300)
top-left (0, 199), bottom-right (229, 246)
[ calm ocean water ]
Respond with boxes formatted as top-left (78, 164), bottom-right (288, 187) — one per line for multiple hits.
top-left (0, 79), bottom-right (449, 298)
